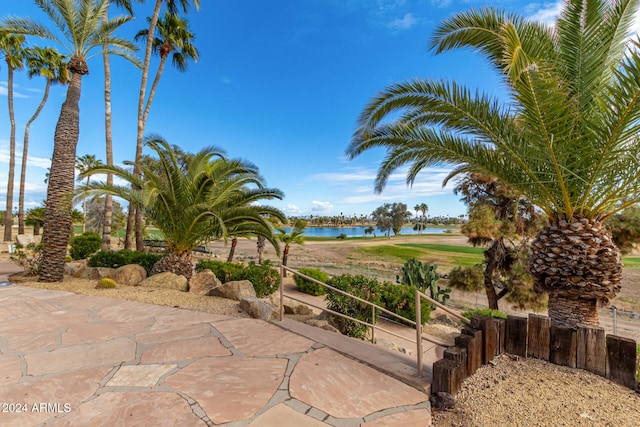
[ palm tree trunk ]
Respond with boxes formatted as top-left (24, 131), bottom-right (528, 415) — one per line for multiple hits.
top-left (282, 245), bottom-right (290, 277)
top-left (126, 0), bottom-right (163, 249)
top-left (257, 235), bottom-right (265, 264)
top-left (101, 15), bottom-right (113, 252)
top-left (40, 71), bottom-right (83, 282)
top-left (3, 65), bottom-right (16, 242)
top-left (18, 80), bottom-right (51, 234)
top-left (548, 294), bottom-right (599, 328)
top-left (227, 237), bottom-right (237, 262)
top-left (150, 250), bottom-right (194, 279)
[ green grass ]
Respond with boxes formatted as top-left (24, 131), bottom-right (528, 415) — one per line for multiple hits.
top-left (357, 243), bottom-right (484, 271)
top-left (397, 243), bottom-right (485, 254)
top-left (622, 257), bottom-right (640, 268)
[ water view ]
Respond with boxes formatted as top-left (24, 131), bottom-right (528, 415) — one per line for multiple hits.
top-left (283, 226), bottom-right (455, 238)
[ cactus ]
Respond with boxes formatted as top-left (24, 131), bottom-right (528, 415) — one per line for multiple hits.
top-left (95, 278), bottom-right (117, 289)
top-left (397, 258), bottom-right (451, 308)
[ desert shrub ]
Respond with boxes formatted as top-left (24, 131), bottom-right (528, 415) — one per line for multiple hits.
top-left (69, 232), bottom-right (102, 260)
top-left (325, 275), bottom-right (382, 339)
top-left (380, 282), bottom-right (430, 326)
top-left (195, 259), bottom-right (279, 297)
top-left (9, 242), bottom-right (43, 276)
top-left (462, 308), bottom-right (507, 319)
top-left (88, 250), bottom-right (161, 275)
top-left (448, 265), bottom-right (484, 292)
top-left (95, 278), bottom-right (116, 289)
top-left (336, 233), bottom-right (347, 240)
top-left (294, 268), bottom-right (329, 296)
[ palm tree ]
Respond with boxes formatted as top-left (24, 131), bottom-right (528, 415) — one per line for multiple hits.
top-left (1, 32), bottom-right (26, 242)
top-left (78, 135), bottom-right (284, 279)
top-left (127, 0), bottom-right (200, 250)
top-left (26, 206), bottom-right (46, 236)
top-left (17, 46), bottom-right (68, 235)
top-left (277, 226), bottom-right (305, 276)
top-left (75, 154), bottom-right (104, 233)
top-left (256, 234), bottom-right (266, 264)
top-left (347, 0), bottom-right (640, 329)
top-left (101, 0), bottom-right (141, 252)
top-left (1, 0), bottom-right (137, 282)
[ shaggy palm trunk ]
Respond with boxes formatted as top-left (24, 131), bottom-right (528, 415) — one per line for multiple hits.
top-left (529, 217), bottom-right (622, 329)
top-left (150, 250), bottom-right (193, 279)
top-left (257, 235), bottom-right (265, 264)
top-left (282, 245), bottom-right (290, 277)
top-left (3, 65), bottom-right (16, 242)
top-left (102, 32), bottom-right (113, 252)
top-left (40, 61), bottom-right (86, 282)
top-left (227, 237), bottom-right (237, 262)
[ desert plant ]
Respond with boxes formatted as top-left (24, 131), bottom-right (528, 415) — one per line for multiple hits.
top-left (9, 242), bottom-right (43, 276)
top-left (195, 260), bottom-right (244, 282)
top-left (380, 282), bottom-right (430, 326)
top-left (462, 308), bottom-right (507, 320)
top-left (95, 278), bottom-right (116, 289)
top-left (69, 232), bottom-right (102, 260)
top-left (325, 274), bottom-right (382, 339)
top-left (336, 233), bottom-right (347, 240)
top-left (397, 258), bottom-right (451, 307)
top-left (194, 259), bottom-right (279, 297)
top-left (294, 268), bottom-right (329, 296)
top-left (448, 265), bottom-right (484, 292)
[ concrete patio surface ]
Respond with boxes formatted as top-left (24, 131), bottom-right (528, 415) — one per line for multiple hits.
top-left (0, 278), bottom-right (432, 426)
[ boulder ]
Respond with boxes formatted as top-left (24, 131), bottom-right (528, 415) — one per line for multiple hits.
top-left (15, 234), bottom-right (35, 246)
top-left (189, 269), bottom-right (222, 296)
top-left (430, 392), bottom-right (456, 410)
top-left (140, 272), bottom-right (188, 292)
top-left (112, 264), bottom-right (147, 287)
top-left (210, 280), bottom-right (256, 301)
top-left (240, 296), bottom-right (278, 321)
top-left (65, 261), bottom-right (86, 277)
top-left (83, 267), bottom-right (114, 280)
top-left (305, 319), bottom-right (340, 333)
top-left (284, 301), bottom-right (314, 316)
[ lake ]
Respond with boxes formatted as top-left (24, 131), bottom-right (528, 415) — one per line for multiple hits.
top-left (282, 226), bottom-right (455, 238)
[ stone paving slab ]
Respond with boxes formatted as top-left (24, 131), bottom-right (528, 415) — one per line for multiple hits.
top-left (0, 285), bottom-right (431, 426)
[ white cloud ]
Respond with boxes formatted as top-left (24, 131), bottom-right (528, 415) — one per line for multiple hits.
top-left (0, 82), bottom-right (29, 99)
top-left (311, 200), bottom-right (333, 213)
top-left (525, 1), bottom-right (563, 26)
top-left (285, 204), bottom-right (303, 215)
top-left (387, 13), bottom-right (417, 30)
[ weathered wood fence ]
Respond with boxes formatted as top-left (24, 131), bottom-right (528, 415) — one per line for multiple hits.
top-left (432, 314), bottom-right (638, 394)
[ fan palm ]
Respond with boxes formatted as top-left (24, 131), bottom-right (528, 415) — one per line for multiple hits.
top-left (277, 226), bottom-right (305, 276)
top-left (17, 46), bottom-right (69, 235)
top-left (1, 0), bottom-right (137, 282)
top-left (1, 32), bottom-right (26, 242)
top-left (347, 0), bottom-right (640, 328)
top-left (78, 136), bottom-right (285, 279)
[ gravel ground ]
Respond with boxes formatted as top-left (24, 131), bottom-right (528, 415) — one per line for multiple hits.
top-left (432, 354), bottom-right (640, 427)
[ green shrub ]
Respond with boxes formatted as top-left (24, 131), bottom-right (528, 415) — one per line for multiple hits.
top-left (380, 282), bottom-right (430, 326)
top-left (88, 250), bottom-right (161, 275)
top-left (243, 261), bottom-right (280, 297)
top-left (325, 275), bottom-right (382, 339)
top-left (294, 268), bottom-right (329, 296)
top-left (195, 259), bottom-right (280, 297)
top-left (462, 308), bottom-right (507, 319)
top-left (69, 232), bottom-right (102, 260)
top-left (336, 233), bottom-right (347, 240)
top-left (95, 278), bottom-right (116, 289)
top-left (448, 265), bottom-right (484, 292)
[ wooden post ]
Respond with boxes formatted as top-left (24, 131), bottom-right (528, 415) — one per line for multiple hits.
top-left (494, 317), bottom-right (506, 355)
top-left (576, 324), bottom-right (606, 377)
top-left (606, 335), bottom-right (638, 390)
top-left (455, 334), bottom-right (479, 376)
top-left (505, 315), bottom-right (528, 357)
top-left (462, 328), bottom-right (483, 373)
top-left (444, 346), bottom-right (468, 381)
top-left (471, 315), bottom-right (498, 364)
top-left (550, 325), bottom-right (577, 368)
top-left (527, 314), bottom-right (550, 360)
top-left (432, 358), bottom-right (462, 394)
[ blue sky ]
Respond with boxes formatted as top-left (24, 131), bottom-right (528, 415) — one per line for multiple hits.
top-left (1, 1), bottom-right (638, 220)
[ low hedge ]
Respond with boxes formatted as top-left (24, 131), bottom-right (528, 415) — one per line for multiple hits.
top-left (293, 268), bottom-right (329, 296)
top-left (88, 250), bottom-right (161, 275)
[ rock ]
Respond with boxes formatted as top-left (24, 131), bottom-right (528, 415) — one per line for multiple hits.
top-left (15, 234), bottom-right (35, 246)
top-left (239, 296), bottom-right (278, 321)
top-left (112, 264), bottom-right (147, 286)
top-left (140, 272), bottom-right (188, 292)
top-left (87, 267), bottom-right (115, 280)
top-left (305, 319), bottom-right (339, 333)
top-left (210, 280), bottom-right (256, 301)
top-left (65, 261), bottom-right (86, 277)
top-left (189, 269), bottom-right (222, 295)
top-left (430, 391), bottom-right (456, 410)
top-left (284, 301), bottom-right (314, 315)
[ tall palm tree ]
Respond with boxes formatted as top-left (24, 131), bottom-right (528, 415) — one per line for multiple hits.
top-left (17, 46), bottom-right (69, 235)
top-left (127, 0), bottom-right (200, 250)
top-left (78, 136), bottom-right (284, 279)
top-left (348, 0), bottom-right (640, 329)
top-left (101, 0), bottom-right (141, 251)
top-left (75, 154), bottom-right (103, 233)
top-left (1, 0), bottom-right (137, 282)
top-left (1, 32), bottom-right (26, 242)
top-left (277, 226), bottom-right (305, 276)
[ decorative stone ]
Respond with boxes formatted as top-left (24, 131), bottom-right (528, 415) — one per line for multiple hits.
top-left (65, 261), bottom-right (86, 277)
top-left (305, 319), bottom-right (339, 333)
top-left (189, 269), bottom-right (222, 295)
top-left (87, 267), bottom-right (115, 280)
top-left (139, 272), bottom-right (188, 292)
top-left (240, 296), bottom-right (278, 321)
top-left (211, 280), bottom-right (256, 301)
top-left (284, 301), bottom-right (313, 315)
top-left (430, 391), bottom-right (456, 410)
top-left (112, 264), bottom-right (147, 286)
